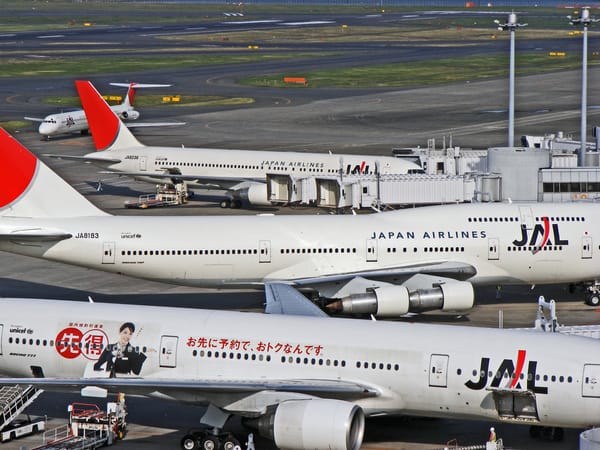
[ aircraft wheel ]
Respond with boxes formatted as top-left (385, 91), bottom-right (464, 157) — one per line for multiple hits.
top-left (231, 200), bottom-right (242, 209)
top-left (201, 435), bottom-right (219, 450)
top-left (220, 199), bottom-right (231, 208)
top-left (586, 293), bottom-right (600, 306)
top-left (181, 434), bottom-right (199, 450)
top-left (548, 427), bottom-right (564, 442)
top-left (529, 426), bottom-right (541, 438)
top-left (221, 434), bottom-right (240, 450)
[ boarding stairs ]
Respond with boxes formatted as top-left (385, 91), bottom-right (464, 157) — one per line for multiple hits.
top-left (531, 296), bottom-right (600, 339)
top-left (0, 385), bottom-right (43, 431)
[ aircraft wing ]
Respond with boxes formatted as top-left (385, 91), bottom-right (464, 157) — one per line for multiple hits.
top-left (99, 170), bottom-right (263, 190)
top-left (125, 121), bottom-right (186, 129)
top-left (0, 228), bottom-right (72, 242)
top-left (0, 377), bottom-right (377, 406)
top-left (265, 282), bottom-right (329, 317)
top-left (290, 261), bottom-right (477, 287)
top-left (43, 154), bottom-right (122, 165)
top-left (24, 117), bottom-right (43, 122)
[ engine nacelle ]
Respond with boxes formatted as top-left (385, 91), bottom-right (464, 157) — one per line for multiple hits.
top-left (326, 281), bottom-right (474, 317)
top-left (239, 183), bottom-right (272, 206)
top-left (251, 399), bottom-right (364, 450)
top-left (118, 109), bottom-right (140, 120)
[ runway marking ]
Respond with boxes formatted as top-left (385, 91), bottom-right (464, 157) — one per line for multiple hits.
top-left (37, 34), bottom-right (65, 39)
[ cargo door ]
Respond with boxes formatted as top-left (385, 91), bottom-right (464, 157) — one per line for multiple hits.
top-left (582, 236), bottom-right (593, 259)
top-left (102, 242), bottom-right (115, 264)
top-left (583, 364), bottom-right (600, 397)
top-left (429, 354), bottom-right (449, 388)
top-left (160, 335), bottom-right (178, 368)
top-left (488, 237), bottom-right (499, 260)
top-left (366, 238), bottom-right (378, 263)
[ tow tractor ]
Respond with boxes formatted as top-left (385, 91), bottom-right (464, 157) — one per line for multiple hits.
top-left (32, 394), bottom-right (127, 450)
top-left (125, 182), bottom-right (189, 209)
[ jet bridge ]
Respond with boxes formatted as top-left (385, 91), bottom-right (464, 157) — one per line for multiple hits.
top-left (266, 173), bottom-right (478, 209)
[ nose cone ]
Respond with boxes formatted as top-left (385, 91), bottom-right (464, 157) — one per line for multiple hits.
top-left (38, 122), bottom-right (58, 136)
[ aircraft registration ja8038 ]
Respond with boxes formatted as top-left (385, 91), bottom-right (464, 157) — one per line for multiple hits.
top-left (1, 127), bottom-right (600, 316)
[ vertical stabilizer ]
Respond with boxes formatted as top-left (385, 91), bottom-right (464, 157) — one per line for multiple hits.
top-left (123, 82), bottom-right (137, 107)
top-left (76, 80), bottom-right (143, 152)
top-left (0, 128), bottom-right (108, 217)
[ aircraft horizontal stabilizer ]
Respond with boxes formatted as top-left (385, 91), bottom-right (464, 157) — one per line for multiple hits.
top-left (43, 154), bottom-right (122, 165)
top-left (109, 83), bottom-right (173, 88)
top-left (125, 121), bottom-right (186, 129)
top-left (0, 228), bottom-right (72, 242)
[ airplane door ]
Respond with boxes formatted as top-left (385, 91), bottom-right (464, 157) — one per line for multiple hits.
top-left (518, 206), bottom-right (534, 230)
top-left (582, 236), bottom-right (593, 259)
top-left (366, 238), bottom-right (378, 262)
top-left (0, 325), bottom-right (3, 355)
top-left (488, 237), bottom-right (499, 260)
top-left (160, 335), bottom-right (178, 368)
top-left (583, 364), bottom-right (600, 397)
top-left (429, 354), bottom-right (449, 388)
top-left (102, 242), bottom-right (115, 264)
top-left (140, 156), bottom-right (147, 171)
top-left (259, 240), bottom-right (271, 263)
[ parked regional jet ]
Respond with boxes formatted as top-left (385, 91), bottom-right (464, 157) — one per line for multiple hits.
top-left (2, 128), bottom-right (600, 314)
top-left (25, 82), bottom-right (173, 138)
top-left (47, 80), bottom-right (422, 208)
top-left (0, 286), bottom-right (599, 449)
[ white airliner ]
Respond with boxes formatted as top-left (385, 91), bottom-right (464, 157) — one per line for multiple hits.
top-left (47, 80), bottom-right (422, 208)
top-left (1, 127), bottom-right (600, 315)
top-left (24, 82), bottom-right (173, 138)
top-left (0, 286), bottom-right (598, 450)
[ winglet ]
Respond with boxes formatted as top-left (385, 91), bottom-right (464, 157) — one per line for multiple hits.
top-left (75, 80), bottom-right (143, 152)
top-left (0, 128), bottom-right (107, 217)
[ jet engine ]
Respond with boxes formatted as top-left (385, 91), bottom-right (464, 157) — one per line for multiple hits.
top-left (247, 399), bottom-right (364, 450)
top-left (326, 281), bottom-right (474, 317)
top-left (118, 110), bottom-right (140, 120)
top-left (238, 183), bottom-right (272, 206)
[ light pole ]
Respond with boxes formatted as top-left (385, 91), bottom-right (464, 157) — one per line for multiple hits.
top-left (568, 8), bottom-right (599, 166)
top-left (495, 13), bottom-right (527, 148)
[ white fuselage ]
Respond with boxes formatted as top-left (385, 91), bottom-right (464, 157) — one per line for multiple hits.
top-left (0, 298), bottom-right (598, 428)
top-left (38, 104), bottom-right (135, 137)
top-left (87, 145), bottom-right (420, 187)
top-left (0, 202), bottom-right (598, 288)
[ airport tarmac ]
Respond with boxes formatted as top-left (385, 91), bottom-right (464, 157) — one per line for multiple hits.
top-left (4, 68), bottom-right (600, 450)
top-left (2, 6), bottom-right (600, 449)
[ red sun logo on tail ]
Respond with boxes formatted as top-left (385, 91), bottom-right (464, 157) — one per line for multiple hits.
top-left (0, 129), bottom-right (37, 208)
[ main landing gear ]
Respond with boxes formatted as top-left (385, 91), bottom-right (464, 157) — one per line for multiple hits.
top-left (529, 425), bottom-right (564, 441)
top-left (220, 199), bottom-right (242, 209)
top-left (585, 281), bottom-right (600, 306)
top-left (181, 429), bottom-right (241, 450)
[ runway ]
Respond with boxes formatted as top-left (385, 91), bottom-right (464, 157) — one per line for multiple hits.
top-left (2, 3), bottom-right (600, 449)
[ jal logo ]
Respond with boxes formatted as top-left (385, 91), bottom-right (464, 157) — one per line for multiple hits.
top-left (346, 161), bottom-right (370, 175)
top-left (512, 217), bottom-right (568, 253)
top-left (465, 349), bottom-right (548, 394)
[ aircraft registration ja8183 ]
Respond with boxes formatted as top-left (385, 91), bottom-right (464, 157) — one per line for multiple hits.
top-left (1, 127), bottom-right (600, 315)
